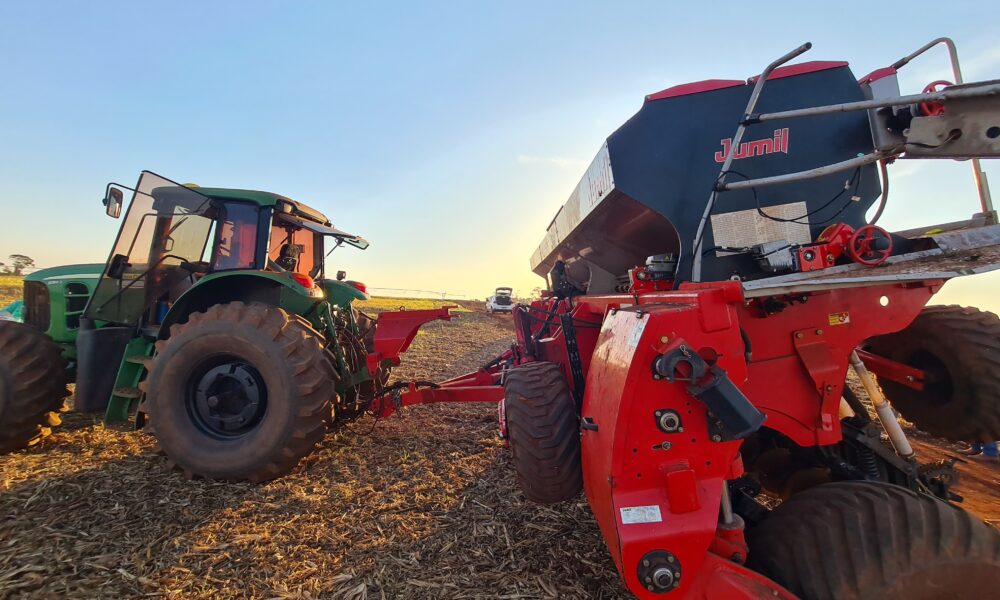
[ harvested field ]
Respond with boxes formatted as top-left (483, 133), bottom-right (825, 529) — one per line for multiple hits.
top-left (0, 276), bottom-right (21, 307)
top-left (1, 299), bottom-right (622, 599)
top-left (2, 297), bottom-right (999, 599)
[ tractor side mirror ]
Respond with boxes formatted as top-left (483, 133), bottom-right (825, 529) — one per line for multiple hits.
top-left (336, 270), bottom-right (347, 281)
top-left (104, 187), bottom-right (124, 219)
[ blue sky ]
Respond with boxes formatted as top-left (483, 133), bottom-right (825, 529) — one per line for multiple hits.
top-left (1, 1), bottom-right (998, 308)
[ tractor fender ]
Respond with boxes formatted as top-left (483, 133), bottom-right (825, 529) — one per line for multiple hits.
top-left (159, 271), bottom-right (322, 339)
top-left (321, 279), bottom-right (368, 311)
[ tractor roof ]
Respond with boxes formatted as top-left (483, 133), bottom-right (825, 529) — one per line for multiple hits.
top-left (194, 187), bottom-right (331, 225)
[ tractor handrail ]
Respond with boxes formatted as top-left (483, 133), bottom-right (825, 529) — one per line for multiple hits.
top-left (744, 81), bottom-right (1000, 123)
top-left (690, 42), bottom-right (813, 282)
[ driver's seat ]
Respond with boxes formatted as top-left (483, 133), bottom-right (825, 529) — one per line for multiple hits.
top-left (276, 243), bottom-right (301, 271)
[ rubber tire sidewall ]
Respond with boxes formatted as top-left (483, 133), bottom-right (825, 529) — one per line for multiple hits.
top-left (747, 481), bottom-right (1000, 600)
top-left (868, 305), bottom-right (1000, 440)
top-left (146, 304), bottom-right (330, 480)
top-left (504, 361), bottom-right (583, 503)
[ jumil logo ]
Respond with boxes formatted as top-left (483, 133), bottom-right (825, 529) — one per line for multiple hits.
top-left (714, 128), bottom-right (789, 163)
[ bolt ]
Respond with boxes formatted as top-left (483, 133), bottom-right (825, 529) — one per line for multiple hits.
top-left (795, 332), bottom-right (804, 339)
top-left (647, 585), bottom-right (655, 592)
top-left (816, 329), bottom-right (823, 335)
top-left (825, 384), bottom-right (833, 392)
top-left (642, 559), bottom-right (650, 567)
top-left (660, 335), bottom-right (670, 343)
top-left (653, 374), bottom-right (661, 380)
top-left (660, 442), bottom-right (672, 451)
top-left (906, 375), bottom-right (915, 382)
top-left (667, 555), bottom-right (675, 564)
top-left (645, 576), bottom-right (652, 583)
top-left (652, 567), bottom-right (675, 589)
top-left (654, 411), bottom-right (662, 417)
top-left (658, 412), bottom-right (680, 432)
top-left (207, 396), bottom-right (219, 408)
top-left (711, 434), bottom-right (722, 442)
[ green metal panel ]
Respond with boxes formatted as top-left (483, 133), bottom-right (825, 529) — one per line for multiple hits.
top-left (321, 279), bottom-right (368, 311)
top-left (193, 188), bottom-right (288, 207)
top-left (23, 264), bottom-right (103, 345)
top-left (158, 270), bottom-right (325, 336)
top-left (104, 336), bottom-right (155, 425)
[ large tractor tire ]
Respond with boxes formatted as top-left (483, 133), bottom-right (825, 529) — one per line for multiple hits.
top-left (867, 305), bottom-right (1000, 441)
top-left (144, 302), bottom-right (335, 482)
top-left (0, 321), bottom-right (68, 453)
top-left (747, 481), bottom-right (1000, 600)
top-left (503, 361), bottom-right (582, 503)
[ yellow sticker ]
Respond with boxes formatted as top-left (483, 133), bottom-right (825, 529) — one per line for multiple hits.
top-left (828, 312), bottom-right (850, 326)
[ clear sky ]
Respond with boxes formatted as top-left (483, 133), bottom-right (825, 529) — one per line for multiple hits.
top-left (1, 2), bottom-right (998, 309)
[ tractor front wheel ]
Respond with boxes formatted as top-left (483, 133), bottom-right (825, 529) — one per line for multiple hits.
top-left (144, 302), bottom-right (335, 482)
top-left (503, 361), bottom-right (582, 503)
top-left (867, 305), bottom-right (1000, 441)
top-left (0, 321), bottom-right (68, 453)
top-left (747, 481), bottom-right (1000, 599)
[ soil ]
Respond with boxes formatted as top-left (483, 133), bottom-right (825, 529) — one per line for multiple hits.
top-left (1, 299), bottom-right (998, 599)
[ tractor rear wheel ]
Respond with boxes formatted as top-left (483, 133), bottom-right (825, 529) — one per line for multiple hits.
top-left (867, 305), bottom-right (1000, 441)
top-left (0, 321), bottom-right (68, 453)
top-left (747, 481), bottom-right (1000, 600)
top-left (503, 361), bottom-right (582, 503)
top-left (144, 302), bottom-right (335, 482)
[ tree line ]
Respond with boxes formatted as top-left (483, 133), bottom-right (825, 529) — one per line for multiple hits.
top-left (0, 254), bottom-right (35, 276)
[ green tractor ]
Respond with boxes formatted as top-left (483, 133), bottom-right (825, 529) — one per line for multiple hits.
top-left (0, 171), bottom-right (385, 480)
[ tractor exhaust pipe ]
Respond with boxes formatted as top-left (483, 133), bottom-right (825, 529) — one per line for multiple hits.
top-left (849, 350), bottom-right (915, 460)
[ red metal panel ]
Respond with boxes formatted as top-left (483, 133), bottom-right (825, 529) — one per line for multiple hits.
top-left (748, 60), bottom-right (850, 82)
top-left (580, 289), bottom-right (758, 599)
top-left (859, 65), bottom-right (898, 85)
top-left (740, 283), bottom-right (936, 445)
top-left (366, 307), bottom-right (453, 372)
top-left (645, 79), bottom-right (745, 102)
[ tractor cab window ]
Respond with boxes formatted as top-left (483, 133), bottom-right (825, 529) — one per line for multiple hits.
top-left (215, 203), bottom-right (259, 271)
top-left (85, 172), bottom-right (217, 326)
top-left (269, 222), bottom-right (321, 278)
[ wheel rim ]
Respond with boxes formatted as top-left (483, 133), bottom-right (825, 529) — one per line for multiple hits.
top-left (185, 355), bottom-right (268, 439)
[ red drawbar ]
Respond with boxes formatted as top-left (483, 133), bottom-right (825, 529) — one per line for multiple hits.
top-left (645, 79), bottom-right (744, 102)
top-left (748, 60), bottom-right (849, 83)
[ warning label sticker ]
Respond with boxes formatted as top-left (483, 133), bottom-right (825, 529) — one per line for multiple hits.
top-left (710, 202), bottom-right (812, 255)
top-left (620, 505), bottom-right (663, 525)
top-left (828, 312), bottom-right (850, 326)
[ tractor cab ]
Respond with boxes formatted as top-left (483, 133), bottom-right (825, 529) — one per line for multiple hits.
top-left (86, 171), bottom-right (368, 333)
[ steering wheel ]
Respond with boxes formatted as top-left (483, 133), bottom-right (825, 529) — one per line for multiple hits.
top-left (920, 80), bottom-right (953, 117)
top-left (848, 225), bottom-right (893, 266)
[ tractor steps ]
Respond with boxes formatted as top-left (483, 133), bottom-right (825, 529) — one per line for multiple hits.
top-left (112, 387), bottom-right (142, 399)
top-left (105, 336), bottom-right (155, 427)
top-left (124, 355), bottom-right (154, 368)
